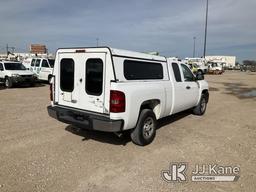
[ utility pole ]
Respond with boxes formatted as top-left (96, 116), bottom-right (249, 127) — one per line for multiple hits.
top-left (96, 38), bottom-right (99, 47)
top-left (6, 44), bottom-right (15, 56)
top-left (6, 44), bottom-right (9, 56)
top-left (193, 37), bottom-right (196, 58)
top-left (10, 47), bottom-right (15, 54)
top-left (203, 0), bottom-right (209, 58)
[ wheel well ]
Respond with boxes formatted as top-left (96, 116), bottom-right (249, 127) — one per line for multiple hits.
top-left (140, 99), bottom-right (161, 119)
top-left (202, 90), bottom-right (209, 103)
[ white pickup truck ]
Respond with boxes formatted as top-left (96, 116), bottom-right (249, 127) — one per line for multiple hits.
top-left (47, 47), bottom-right (209, 146)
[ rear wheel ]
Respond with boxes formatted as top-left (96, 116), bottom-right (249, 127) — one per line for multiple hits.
top-left (130, 109), bottom-right (157, 146)
top-left (5, 77), bottom-right (13, 88)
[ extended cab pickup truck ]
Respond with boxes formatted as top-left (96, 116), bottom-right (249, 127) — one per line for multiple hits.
top-left (47, 47), bottom-right (209, 146)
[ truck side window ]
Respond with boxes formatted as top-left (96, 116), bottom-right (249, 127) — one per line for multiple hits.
top-left (86, 58), bottom-right (103, 96)
top-left (172, 63), bottom-right (181, 82)
top-left (124, 60), bottom-right (163, 80)
top-left (35, 59), bottom-right (41, 67)
top-left (31, 59), bottom-right (36, 67)
top-left (48, 59), bottom-right (55, 68)
top-left (42, 60), bottom-right (49, 68)
top-left (181, 64), bottom-right (195, 82)
top-left (60, 59), bottom-right (74, 92)
top-left (0, 63), bottom-right (3, 71)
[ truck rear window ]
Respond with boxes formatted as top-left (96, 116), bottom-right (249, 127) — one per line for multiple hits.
top-left (86, 58), bottom-right (103, 96)
top-left (124, 60), bottom-right (163, 80)
top-left (60, 59), bottom-right (74, 92)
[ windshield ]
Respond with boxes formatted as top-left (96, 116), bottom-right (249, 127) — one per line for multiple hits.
top-left (4, 63), bottom-right (26, 70)
top-left (48, 59), bottom-right (55, 68)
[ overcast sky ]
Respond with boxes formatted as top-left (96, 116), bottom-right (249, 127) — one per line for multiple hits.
top-left (0, 0), bottom-right (255, 61)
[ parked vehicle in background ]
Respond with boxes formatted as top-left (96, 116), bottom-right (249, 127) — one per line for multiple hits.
top-left (250, 65), bottom-right (256, 72)
top-left (23, 57), bottom-right (55, 82)
top-left (183, 58), bottom-right (208, 74)
top-left (47, 47), bottom-right (209, 146)
top-left (207, 62), bottom-right (224, 74)
top-left (188, 63), bottom-right (199, 74)
top-left (0, 61), bottom-right (37, 88)
top-left (240, 65), bottom-right (247, 72)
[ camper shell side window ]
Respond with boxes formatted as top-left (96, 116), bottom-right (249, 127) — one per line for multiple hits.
top-left (123, 60), bottom-right (163, 80)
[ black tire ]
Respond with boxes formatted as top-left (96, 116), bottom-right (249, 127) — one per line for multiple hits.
top-left (197, 70), bottom-right (203, 75)
top-left (193, 94), bottom-right (207, 115)
top-left (30, 82), bottom-right (36, 87)
top-left (5, 77), bottom-right (13, 88)
top-left (130, 109), bottom-right (157, 146)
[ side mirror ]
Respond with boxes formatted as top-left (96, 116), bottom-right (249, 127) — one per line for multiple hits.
top-left (196, 73), bottom-right (204, 80)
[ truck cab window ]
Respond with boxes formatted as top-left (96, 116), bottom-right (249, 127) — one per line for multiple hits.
top-left (60, 59), bottom-right (74, 92)
top-left (0, 63), bottom-right (3, 71)
top-left (42, 60), bottom-right (49, 68)
top-left (181, 64), bottom-right (195, 82)
top-left (35, 59), bottom-right (41, 67)
top-left (172, 63), bottom-right (182, 82)
top-left (48, 59), bottom-right (55, 68)
top-left (86, 58), bottom-right (103, 96)
top-left (31, 59), bottom-right (36, 67)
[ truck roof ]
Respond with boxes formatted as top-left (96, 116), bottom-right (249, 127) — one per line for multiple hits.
top-left (57, 47), bottom-right (167, 62)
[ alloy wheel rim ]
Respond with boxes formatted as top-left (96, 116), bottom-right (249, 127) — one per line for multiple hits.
top-left (143, 117), bottom-right (154, 139)
top-left (200, 98), bottom-right (206, 112)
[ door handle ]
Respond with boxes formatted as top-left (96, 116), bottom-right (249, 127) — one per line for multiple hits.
top-left (79, 78), bottom-right (83, 83)
top-left (186, 86), bottom-right (191, 90)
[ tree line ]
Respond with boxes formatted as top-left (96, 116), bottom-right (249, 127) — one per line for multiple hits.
top-left (243, 60), bottom-right (256, 66)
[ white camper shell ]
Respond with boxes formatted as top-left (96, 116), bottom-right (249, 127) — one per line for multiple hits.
top-left (48, 47), bottom-right (209, 146)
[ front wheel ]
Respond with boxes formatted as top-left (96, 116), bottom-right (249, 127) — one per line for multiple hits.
top-left (197, 70), bottom-right (203, 75)
top-left (5, 77), bottom-right (13, 88)
top-left (193, 94), bottom-right (207, 115)
top-left (130, 109), bottom-right (157, 146)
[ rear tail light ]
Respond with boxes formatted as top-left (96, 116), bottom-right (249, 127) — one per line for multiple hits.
top-left (50, 77), bottom-right (54, 102)
top-left (50, 83), bottom-right (53, 101)
top-left (110, 90), bottom-right (125, 113)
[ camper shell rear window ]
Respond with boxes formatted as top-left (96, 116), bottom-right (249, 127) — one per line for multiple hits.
top-left (60, 58), bottom-right (74, 92)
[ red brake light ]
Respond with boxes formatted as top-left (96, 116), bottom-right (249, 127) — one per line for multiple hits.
top-left (50, 83), bottom-right (53, 101)
top-left (75, 49), bottom-right (86, 53)
top-left (110, 90), bottom-right (125, 113)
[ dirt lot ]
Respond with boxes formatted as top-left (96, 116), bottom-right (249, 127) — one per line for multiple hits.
top-left (0, 71), bottom-right (256, 192)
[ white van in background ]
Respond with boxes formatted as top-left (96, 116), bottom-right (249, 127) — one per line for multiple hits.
top-left (23, 58), bottom-right (55, 82)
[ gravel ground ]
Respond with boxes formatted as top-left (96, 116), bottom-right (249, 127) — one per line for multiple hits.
top-left (0, 71), bottom-right (256, 192)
